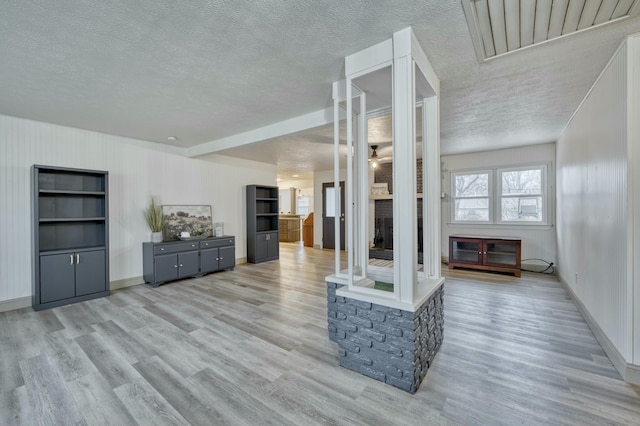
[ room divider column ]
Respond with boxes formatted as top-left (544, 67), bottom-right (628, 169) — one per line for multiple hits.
top-left (326, 27), bottom-right (445, 393)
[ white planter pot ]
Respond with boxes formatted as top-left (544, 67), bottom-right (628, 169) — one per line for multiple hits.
top-left (151, 232), bottom-right (163, 243)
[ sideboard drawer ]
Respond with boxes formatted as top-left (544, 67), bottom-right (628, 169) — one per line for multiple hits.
top-left (154, 242), bottom-right (199, 255)
top-left (200, 237), bottom-right (235, 249)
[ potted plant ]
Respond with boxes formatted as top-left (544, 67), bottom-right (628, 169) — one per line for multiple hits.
top-left (144, 197), bottom-right (165, 243)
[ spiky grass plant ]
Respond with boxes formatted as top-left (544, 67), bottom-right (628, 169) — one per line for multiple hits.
top-left (144, 197), bottom-right (165, 232)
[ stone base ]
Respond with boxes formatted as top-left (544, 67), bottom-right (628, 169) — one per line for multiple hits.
top-left (327, 282), bottom-right (444, 393)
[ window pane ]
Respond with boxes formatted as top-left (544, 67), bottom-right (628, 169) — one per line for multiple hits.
top-left (454, 173), bottom-right (489, 197)
top-left (297, 197), bottom-right (309, 216)
top-left (501, 196), bottom-right (542, 221)
top-left (454, 198), bottom-right (489, 221)
top-left (325, 188), bottom-right (335, 217)
top-left (501, 169), bottom-right (541, 195)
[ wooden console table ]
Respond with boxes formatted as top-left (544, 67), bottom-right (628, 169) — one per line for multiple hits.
top-left (448, 235), bottom-right (521, 277)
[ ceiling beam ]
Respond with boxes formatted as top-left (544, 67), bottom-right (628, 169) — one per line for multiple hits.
top-left (186, 107), bottom-right (344, 158)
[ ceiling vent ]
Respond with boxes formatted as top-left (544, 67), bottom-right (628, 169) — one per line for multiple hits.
top-left (462, 0), bottom-right (640, 61)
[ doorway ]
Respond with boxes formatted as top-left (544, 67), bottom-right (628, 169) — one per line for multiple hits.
top-left (322, 181), bottom-right (345, 250)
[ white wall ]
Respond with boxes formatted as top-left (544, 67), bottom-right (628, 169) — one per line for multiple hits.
top-left (441, 144), bottom-right (557, 266)
top-left (0, 114), bottom-right (275, 303)
top-left (557, 37), bottom-right (636, 365)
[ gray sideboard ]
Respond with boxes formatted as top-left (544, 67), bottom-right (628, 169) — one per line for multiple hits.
top-left (143, 236), bottom-right (235, 287)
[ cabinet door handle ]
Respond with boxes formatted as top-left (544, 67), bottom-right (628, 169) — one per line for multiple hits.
top-left (76, 254), bottom-right (80, 264)
top-left (220, 257), bottom-right (223, 260)
top-left (174, 265), bottom-right (178, 268)
top-left (179, 264), bottom-right (183, 267)
top-left (160, 248), bottom-right (165, 251)
top-left (205, 243), bottom-right (209, 246)
top-left (191, 244), bottom-right (196, 247)
top-left (70, 255), bottom-right (74, 265)
top-left (216, 258), bottom-right (219, 261)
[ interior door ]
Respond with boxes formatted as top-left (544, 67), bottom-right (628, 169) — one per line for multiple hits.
top-left (322, 181), bottom-right (345, 250)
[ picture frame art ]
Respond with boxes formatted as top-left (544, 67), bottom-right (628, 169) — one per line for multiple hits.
top-left (162, 205), bottom-right (213, 241)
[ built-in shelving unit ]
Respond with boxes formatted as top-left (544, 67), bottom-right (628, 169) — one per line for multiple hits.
top-left (246, 185), bottom-right (279, 263)
top-left (32, 165), bottom-right (110, 310)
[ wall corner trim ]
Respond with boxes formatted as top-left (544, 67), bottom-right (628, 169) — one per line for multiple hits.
top-left (558, 274), bottom-right (638, 384)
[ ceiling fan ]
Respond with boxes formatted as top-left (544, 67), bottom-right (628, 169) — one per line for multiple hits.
top-left (369, 144), bottom-right (392, 168)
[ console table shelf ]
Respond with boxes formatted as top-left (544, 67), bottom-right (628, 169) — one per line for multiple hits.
top-left (448, 235), bottom-right (521, 277)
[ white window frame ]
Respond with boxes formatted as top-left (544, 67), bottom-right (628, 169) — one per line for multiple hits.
top-left (451, 170), bottom-right (493, 224)
top-left (497, 164), bottom-right (548, 225)
top-left (451, 163), bottom-right (550, 226)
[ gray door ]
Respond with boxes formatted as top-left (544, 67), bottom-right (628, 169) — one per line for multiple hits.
top-left (200, 248), bottom-right (219, 274)
top-left (218, 246), bottom-right (235, 270)
top-left (256, 233), bottom-right (269, 261)
top-left (178, 251), bottom-right (199, 278)
top-left (40, 253), bottom-right (75, 303)
top-left (267, 231), bottom-right (279, 259)
top-left (155, 253), bottom-right (179, 283)
top-left (75, 250), bottom-right (106, 296)
top-left (322, 182), bottom-right (345, 250)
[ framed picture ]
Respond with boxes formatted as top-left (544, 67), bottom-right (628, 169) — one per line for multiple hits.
top-left (162, 205), bottom-right (213, 241)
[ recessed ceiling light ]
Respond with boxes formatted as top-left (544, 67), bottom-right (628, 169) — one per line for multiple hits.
top-left (292, 174), bottom-right (299, 178)
top-left (167, 136), bottom-right (178, 141)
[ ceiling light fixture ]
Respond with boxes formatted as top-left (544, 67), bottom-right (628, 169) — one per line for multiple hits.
top-left (370, 145), bottom-right (379, 169)
top-left (292, 174), bottom-right (299, 178)
top-left (167, 136), bottom-right (178, 141)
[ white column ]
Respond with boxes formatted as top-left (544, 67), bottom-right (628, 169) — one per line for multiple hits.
top-left (392, 37), bottom-right (418, 304)
top-left (424, 96), bottom-right (441, 278)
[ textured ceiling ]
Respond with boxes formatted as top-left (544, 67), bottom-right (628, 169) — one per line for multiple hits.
top-left (1, 1), bottom-right (639, 180)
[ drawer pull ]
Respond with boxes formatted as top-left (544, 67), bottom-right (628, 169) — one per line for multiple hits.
top-left (160, 248), bottom-right (165, 251)
top-left (205, 243), bottom-right (209, 246)
top-left (191, 244), bottom-right (196, 247)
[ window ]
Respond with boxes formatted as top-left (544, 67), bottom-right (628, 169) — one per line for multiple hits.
top-left (451, 164), bottom-right (549, 225)
top-left (452, 171), bottom-right (491, 222)
top-left (498, 165), bottom-right (546, 223)
top-left (296, 196), bottom-right (310, 216)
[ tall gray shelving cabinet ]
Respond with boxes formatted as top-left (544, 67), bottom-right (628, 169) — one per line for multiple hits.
top-left (246, 185), bottom-right (279, 263)
top-left (32, 165), bottom-right (110, 310)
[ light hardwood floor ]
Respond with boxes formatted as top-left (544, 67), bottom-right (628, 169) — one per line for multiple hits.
top-left (1, 243), bottom-right (639, 425)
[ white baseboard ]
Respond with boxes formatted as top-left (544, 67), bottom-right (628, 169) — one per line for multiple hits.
top-left (0, 296), bottom-right (31, 313)
top-left (236, 257), bottom-right (247, 265)
top-left (558, 273), bottom-right (640, 386)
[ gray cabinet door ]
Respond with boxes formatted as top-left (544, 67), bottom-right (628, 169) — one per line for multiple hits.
top-left (75, 250), bottom-right (106, 296)
top-left (40, 253), bottom-right (75, 303)
top-left (256, 234), bottom-right (269, 261)
top-left (200, 248), bottom-right (219, 274)
top-left (267, 231), bottom-right (279, 259)
top-left (178, 251), bottom-right (199, 278)
top-left (155, 253), bottom-right (178, 283)
top-left (219, 246), bottom-right (235, 270)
